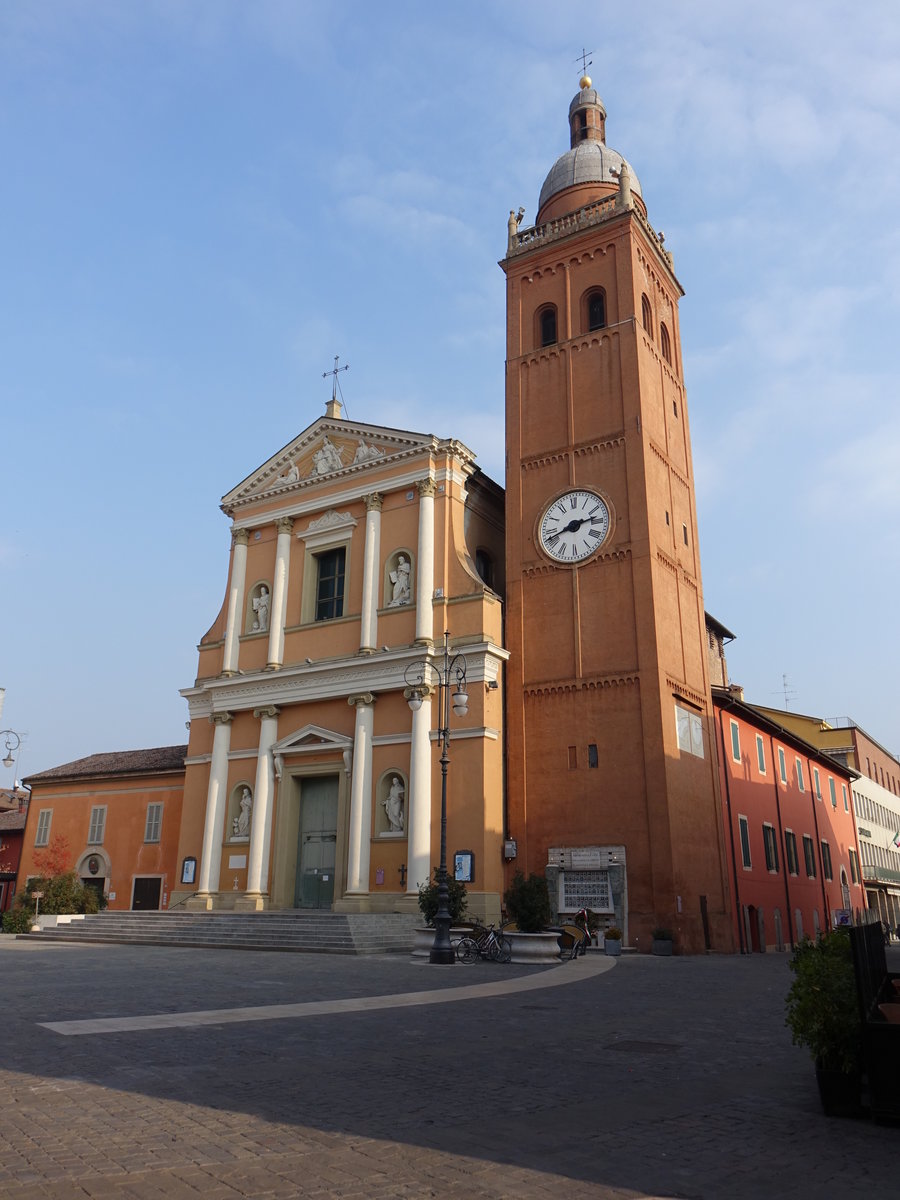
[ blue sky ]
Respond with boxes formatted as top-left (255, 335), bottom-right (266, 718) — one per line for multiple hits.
top-left (3, 1), bottom-right (899, 779)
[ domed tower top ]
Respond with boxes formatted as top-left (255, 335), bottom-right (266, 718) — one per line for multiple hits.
top-left (537, 75), bottom-right (643, 224)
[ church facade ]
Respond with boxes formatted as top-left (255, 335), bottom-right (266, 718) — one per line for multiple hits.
top-left (173, 409), bottom-right (507, 920)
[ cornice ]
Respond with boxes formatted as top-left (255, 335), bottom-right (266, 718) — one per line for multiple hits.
top-left (669, 679), bottom-right (708, 709)
top-left (525, 674), bottom-right (639, 699)
top-left (522, 548), bottom-right (628, 579)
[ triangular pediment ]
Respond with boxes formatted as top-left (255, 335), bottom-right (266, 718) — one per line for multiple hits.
top-left (222, 417), bottom-right (447, 513)
top-left (273, 724), bottom-right (354, 757)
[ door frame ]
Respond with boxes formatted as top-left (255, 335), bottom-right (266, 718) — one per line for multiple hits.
top-left (131, 875), bottom-right (163, 911)
top-left (270, 761), bottom-right (350, 910)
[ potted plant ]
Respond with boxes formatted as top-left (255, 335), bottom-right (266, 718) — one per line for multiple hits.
top-left (604, 926), bottom-right (623, 956)
top-left (785, 931), bottom-right (864, 1117)
top-left (501, 872), bottom-right (559, 962)
top-left (651, 927), bottom-right (674, 956)
top-left (417, 871), bottom-right (467, 927)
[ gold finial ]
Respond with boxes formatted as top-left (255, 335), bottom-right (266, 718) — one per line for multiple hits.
top-left (580, 74), bottom-right (592, 90)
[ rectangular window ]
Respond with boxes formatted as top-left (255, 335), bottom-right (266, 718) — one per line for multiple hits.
top-left (803, 834), bottom-right (817, 878)
top-left (828, 777), bottom-right (837, 808)
top-left (763, 823), bottom-right (779, 873)
top-left (315, 547), bottom-right (346, 621)
top-left (144, 803), bottom-right (163, 844)
top-left (777, 746), bottom-right (787, 784)
top-left (34, 809), bottom-right (52, 847)
top-left (87, 806), bottom-right (107, 845)
top-left (821, 839), bottom-right (833, 881)
top-left (730, 720), bottom-right (741, 763)
top-left (567, 746), bottom-right (577, 769)
top-left (675, 703), bottom-right (704, 758)
top-left (795, 758), bottom-right (805, 792)
top-left (841, 783), bottom-right (848, 812)
top-left (739, 816), bottom-right (752, 869)
top-left (756, 734), bottom-right (766, 774)
top-left (813, 767), bottom-right (822, 800)
top-left (587, 743), bottom-right (598, 769)
top-left (784, 830), bottom-right (799, 875)
top-left (849, 847), bottom-right (860, 885)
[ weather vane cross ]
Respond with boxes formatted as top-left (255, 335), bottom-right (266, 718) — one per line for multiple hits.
top-left (322, 354), bottom-right (349, 404)
top-left (576, 47), bottom-right (593, 76)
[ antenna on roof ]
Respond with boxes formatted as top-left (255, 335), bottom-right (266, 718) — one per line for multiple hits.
top-left (575, 47), bottom-right (593, 79)
top-left (322, 355), bottom-right (349, 419)
top-left (774, 673), bottom-right (797, 710)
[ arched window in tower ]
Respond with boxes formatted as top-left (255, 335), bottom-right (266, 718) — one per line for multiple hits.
top-left (586, 289), bottom-right (606, 332)
top-left (538, 305), bottom-right (557, 348)
top-left (641, 293), bottom-right (652, 332)
top-left (475, 548), bottom-right (494, 590)
top-left (660, 322), bottom-right (672, 365)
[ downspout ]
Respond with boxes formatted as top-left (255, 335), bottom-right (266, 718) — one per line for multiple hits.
top-left (807, 761), bottom-right (830, 926)
top-left (716, 704), bottom-right (746, 954)
top-left (767, 736), bottom-right (795, 948)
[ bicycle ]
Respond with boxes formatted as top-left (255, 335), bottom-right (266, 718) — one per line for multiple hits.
top-left (456, 923), bottom-right (512, 964)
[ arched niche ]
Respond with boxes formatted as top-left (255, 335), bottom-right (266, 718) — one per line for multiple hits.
top-left (383, 550), bottom-right (413, 609)
top-left (375, 769), bottom-right (408, 838)
top-left (228, 782), bottom-right (253, 842)
top-left (245, 580), bottom-right (271, 634)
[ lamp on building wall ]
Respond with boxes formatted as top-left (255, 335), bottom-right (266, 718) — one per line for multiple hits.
top-left (404, 631), bottom-right (469, 965)
top-left (1, 730), bottom-right (21, 772)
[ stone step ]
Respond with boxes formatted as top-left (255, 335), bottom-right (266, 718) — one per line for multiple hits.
top-left (19, 910), bottom-right (419, 955)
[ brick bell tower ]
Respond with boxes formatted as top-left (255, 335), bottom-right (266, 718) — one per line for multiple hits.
top-left (502, 76), bottom-right (733, 954)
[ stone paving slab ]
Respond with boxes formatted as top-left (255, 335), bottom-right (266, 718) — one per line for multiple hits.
top-left (1, 939), bottom-right (898, 1199)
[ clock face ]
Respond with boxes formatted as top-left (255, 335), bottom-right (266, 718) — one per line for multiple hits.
top-left (539, 490), bottom-right (610, 563)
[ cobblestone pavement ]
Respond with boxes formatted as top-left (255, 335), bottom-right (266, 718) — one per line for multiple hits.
top-left (0, 939), bottom-right (897, 1200)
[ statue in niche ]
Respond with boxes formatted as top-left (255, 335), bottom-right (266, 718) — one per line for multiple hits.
top-left (233, 787), bottom-right (253, 838)
top-left (280, 462), bottom-right (300, 483)
top-left (252, 585), bottom-right (270, 632)
top-left (352, 439), bottom-right (384, 465)
top-left (311, 436), bottom-right (343, 476)
top-left (383, 777), bottom-right (405, 833)
top-left (388, 555), bottom-right (411, 606)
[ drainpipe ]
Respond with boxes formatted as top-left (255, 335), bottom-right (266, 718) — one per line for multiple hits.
top-left (767, 735), bottom-right (795, 948)
top-left (716, 704), bottom-right (746, 954)
top-left (807, 759), bottom-right (830, 924)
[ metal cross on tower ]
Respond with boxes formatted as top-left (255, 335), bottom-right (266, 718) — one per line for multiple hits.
top-left (575, 47), bottom-right (593, 76)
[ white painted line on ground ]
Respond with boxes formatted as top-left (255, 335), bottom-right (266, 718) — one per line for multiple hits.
top-left (39, 956), bottom-right (615, 1036)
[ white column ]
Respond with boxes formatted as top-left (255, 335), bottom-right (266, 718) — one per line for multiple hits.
top-left (222, 529), bottom-right (249, 675)
top-left (244, 705), bottom-right (280, 901)
top-left (415, 478), bottom-right (435, 644)
top-left (345, 693), bottom-right (376, 894)
top-left (406, 689), bottom-right (434, 894)
top-left (266, 517), bottom-right (293, 669)
top-left (359, 493), bottom-right (383, 653)
top-left (197, 713), bottom-right (233, 896)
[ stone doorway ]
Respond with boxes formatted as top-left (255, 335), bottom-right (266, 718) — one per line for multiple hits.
top-left (294, 775), bottom-right (339, 909)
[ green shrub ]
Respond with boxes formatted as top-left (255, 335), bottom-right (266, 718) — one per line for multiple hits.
top-left (503, 871), bottom-right (552, 933)
top-left (417, 871), bottom-right (468, 926)
top-left (1, 908), bottom-right (33, 934)
top-left (785, 931), bottom-right (862, 1074)
top-left (652, 927), bottom-right (673, 941)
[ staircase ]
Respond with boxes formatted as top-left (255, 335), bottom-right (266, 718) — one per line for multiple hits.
top-left (19, 909), bottom-right (420, 955)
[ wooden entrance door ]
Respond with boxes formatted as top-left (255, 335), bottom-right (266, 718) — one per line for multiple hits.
top-left (294, 776), bottom-right (338, 909)
top-left (132, 877), bottom-right (161, 910)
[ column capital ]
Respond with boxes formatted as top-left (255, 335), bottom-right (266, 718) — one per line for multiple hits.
top-left (210, 712), bottom-right (234, 727)
top-left (253, 705), bottom-right (280, 721)
top-left (365, 492), bottom-right (384, 512)
top-left (348, 692), bottom-right (377, 708)
top-left (417, 478), bottom-right (436, 499)
top-left (275, 516), bottom-right (294, 535)
top-left (232, 528), bottom-right (250, 547)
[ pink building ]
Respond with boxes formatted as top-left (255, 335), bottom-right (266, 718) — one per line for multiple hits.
top-left (713, 688), bottom-right (865, 952)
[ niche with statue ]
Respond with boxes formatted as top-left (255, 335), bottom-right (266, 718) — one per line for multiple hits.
top-left (228, 783), bottom-right (253, 841)
top-left (375, 770), bottom-right (407, 838)
top-left (383, 550), bottom-right (413, 608)
top-left (246, 581), bottom-right (271, 634)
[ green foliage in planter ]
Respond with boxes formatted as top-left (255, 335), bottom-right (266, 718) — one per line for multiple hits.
top-left (503, 871), bottom-right (552, 933)
top-left (651, 927), bottom-right (673, 941)
top-left (417, 871), bottom-right (468, 926)
top-left (604, 927), bottom-right (623, 941)
top-left (1, 907), bottom-right (33, 934)
top-left (785, 931), bottom-right (862, 1074)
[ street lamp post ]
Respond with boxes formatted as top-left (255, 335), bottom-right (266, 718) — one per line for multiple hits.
top-left (1, 730), bottom-right (21, 772)
top-left (404, 630), bottom-right (468, 965)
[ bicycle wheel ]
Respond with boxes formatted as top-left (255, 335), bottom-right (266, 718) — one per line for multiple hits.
top-left (486, 936), bottom-right (501, 962)
top-left (496, 935), bottom-right (512, 964)
top-left (456, 936), bottom-right (478, 964)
